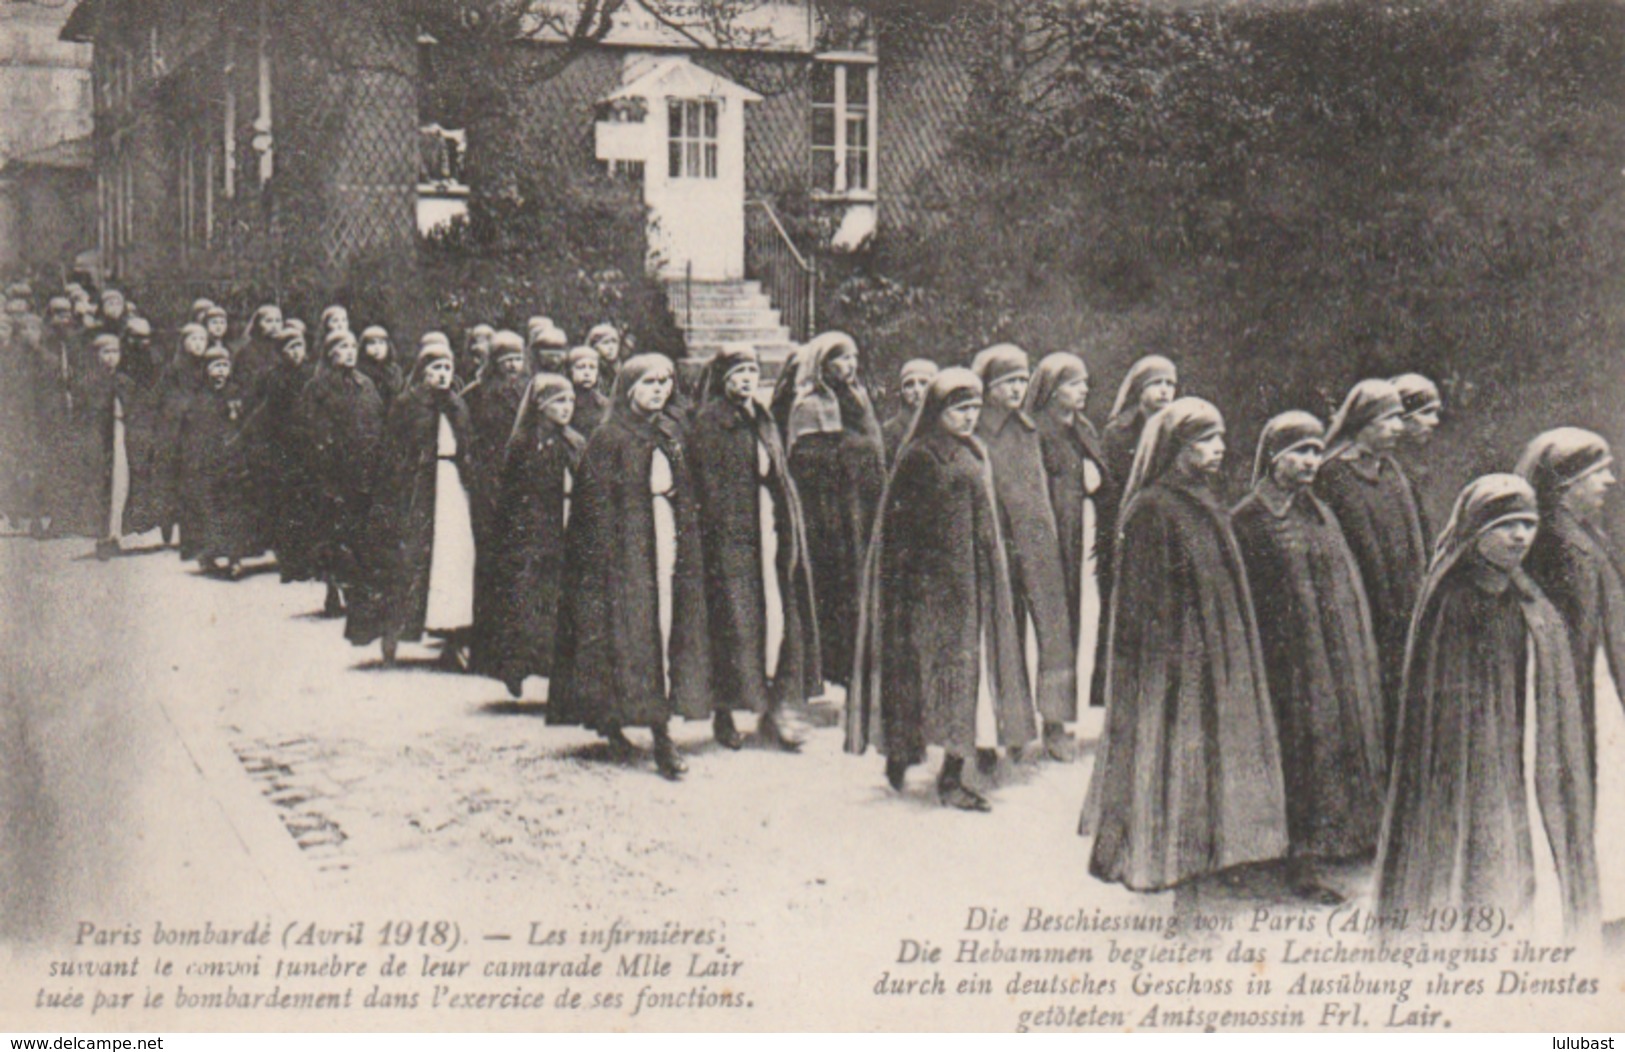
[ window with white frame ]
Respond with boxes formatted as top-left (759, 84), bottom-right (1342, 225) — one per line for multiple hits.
top-left (812, 58), bottom-right (875, 196)
top-left (668, 99), bottom-right (718, 180)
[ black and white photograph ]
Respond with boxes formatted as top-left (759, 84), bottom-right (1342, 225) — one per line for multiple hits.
top-left (3, 0), bottom-right (1625, 1034)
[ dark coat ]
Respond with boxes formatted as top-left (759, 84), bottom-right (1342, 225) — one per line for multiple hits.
top-left (86, 370), bottom-right (164, 538)
top-left (472, 417), bottom-right (583, 684)
top-left (232, 333), bottom-right (281, 395)
top-left (1083, 477), bottom-right (1288, 891)
top-left (977, 403), bottom-right (1077, 722)
top-left (847, 429), bottom-right (1036, 761)
top-left (1375, 557), bottom-right (1597, 937)
top-left (1100, 411), bottom-right (1146, 496)
top-left (1522, 508), bottom-right (1625, 782)
top-left (296, 366), bottom-right (385, 582)
top-left (175, 380), bottom-right (262, 561)
top-left (780, 385), bottom-right (885, 687)
top-left (464, 373), bottom-right (528, 542)
top-left (0, 335), bottom-right (42, 519)
top-left (151, 355), bottom-right (207, 550)
top-left (248, 358), bottom-right (320, 581)
top-left (345, 387), bottom-right (472, 647)
top-left (880, 410), bottom-right (911, 468)
top-left (571, 385), bottom-right (609, 437)
top-left (1316, 453), bottom-right (1429, 755)
top-left (358, 355), bottom-right (405, 405)
top-left (44, 335), bottom-right (103, 537)
top-left (1232, 486), bottom-right (1387, 860)
top-left (689, 396), bottom-right (822, 713)
top-left (549, 408), bottom-right (712, 730)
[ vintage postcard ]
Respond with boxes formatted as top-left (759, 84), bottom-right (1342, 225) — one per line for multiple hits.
top-left (2, 0), bottom-right (1624, 1035)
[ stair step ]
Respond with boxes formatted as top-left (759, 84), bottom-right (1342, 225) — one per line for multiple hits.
top-left (672, 279), bottom-right (762, 296)
top-left (666, 285), bottom-right (770, 303)
top-left (678, 307), bottom-right (785, 327)
top-left (680, 325), bottom-right (792, 343)
top-left (685, 341), bottom-right (799, 359)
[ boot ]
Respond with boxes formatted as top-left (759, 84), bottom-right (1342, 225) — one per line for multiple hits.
top-left (603, 723), bottom-right (636, 757)
top-left (95, 538), bottom-right (118, 561)
top-left (652, 722), bottom-right (686, 781)
top-left (380, 632), bottom-right (398, 667)
top-left (756, 709), bottom-right (804, 753)
top-left (938, 755), bottom-right (990, 812)
top-left (503, 676), bottom-right (525, 700)
top-left (322, 581), bottom-right (346, 617)
top-left (712, 710), bottom-right (744, 750)
top-left (885, 755), bottom-right (910, 792)
top-left (1043, 721), bottom-right (1077, 763)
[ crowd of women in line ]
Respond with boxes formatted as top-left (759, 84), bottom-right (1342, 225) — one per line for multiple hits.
top-left (3, 276), bottom-right (1621, 941)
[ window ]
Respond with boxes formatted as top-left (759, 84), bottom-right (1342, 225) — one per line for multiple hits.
top-left (668, 99), bottom-right (718, 180)
top-left (812, 59), bottom-right (875, 196)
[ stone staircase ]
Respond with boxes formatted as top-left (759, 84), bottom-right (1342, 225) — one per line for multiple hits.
top-left (665, 279), bottom-right (799, 380)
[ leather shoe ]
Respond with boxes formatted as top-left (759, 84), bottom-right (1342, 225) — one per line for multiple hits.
top-left (938, 782), bottom-right (991, 813)
top-left (713, 711), bottom-right (744, 750)
top-left (503, 676), bottom-right (524, 700)
top-left (756, 711), bottom-right (804, 753)
top-left (603, 725), bottom-right (637, 757)
top-left (653, 734), bottom-right (687, 780)
top-left (885, 756), bottom-right (909, 792)
top-left (975, 748), bottom-right (999, 777)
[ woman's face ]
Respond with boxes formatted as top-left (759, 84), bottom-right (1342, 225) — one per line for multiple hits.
top-left (1565, 466), bottom-right (1617, 521)
top-left (184, 332), bottom-right (208, 357)
top-left (330, 340), bottom-right (358, 370)
top-left (1477, 519), bottom-right (1537, 571)
top-left (257, 309), bottom-right (283, 337)
top-left (571, 357), bottom-right (599, 389)
top-left (1357, 412), bottom-right (1404, 454)
top-left (325, 310), bottom-right (349, 334)
top-left (1056, 376), bottom-right (1091, 414)
top-left (1273, 445), bottom-right (1323, 490)
top-left (899, 373), bottom-right (931, 408)
top-left (1140, 377), bottom-right (1177, 415)
top-left (1402, 405), bottom-right (1441, 445)
top-left (97, 345), bottom-right (121, 371)
top-left (1181, 431), bottom-right (1226, 476)
top-left (281, 340), bottom-right (307, 367)
top-left (206, 359), bottom-right (231, 388)
top-left (102, 295), bottom-right (125, 320)
top-left (363, 337), bottom-right (389, 362)
top-left (206, 315), bottom-right (228, 339)
top-left (629, 371), bottom-right (673, 414)
top-left (724, 362), bottom-right (760, 403)
top-left (826, 347), bottom-right (859, 384)
top-left (989, 374), bottom-right (1028, 411)
top-left (499, 354), bottom-right (527, 378)
top-left (594, 335), bottom-right (621, 363)
top-left (542, 390), bottom-right (576, 427)
top-left (423, 359), bottom-right (456, 391)
top-left (939, 398), bottom-right (982, 438)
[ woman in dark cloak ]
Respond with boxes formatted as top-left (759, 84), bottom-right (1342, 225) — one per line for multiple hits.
top-left (1315, 378), bottom-right (1428, 757)
top-left (689, 345), bottom-right (821, 753)
top-left (1374, 474), bottom-right (1597, 941)
top-left (358, 325), bottom-right (405, 404)
top-left (880, 358), bottom-right (936, 467)
top-left (586, 322), bottom-right (622, 394)
top-left (248, 327), bottom-right (319, 582)
top-left (1517, 429), bottom-right (1625, 924)
top-left (463, 330), bottom-right (530, 548)
top-left (567, 345), bottom-right (610, 437)
top-left (297, 328), bottom-right (385, 615)
top-left (458, 326), bottom-right (492, 395)
top-left (153, 323), bottom-right (213, 555)
top-left (119, 315), bottom-right (160, 388)
top-left (1100, 355), bottom-right (1177, 489)
top-left (345, 343), bottom-right (476, 668)
top-left (769, 331), bottom-right (885, 688)
top-left (232, 304), bottom-right (284, 393)
top-left (175, 346), bottom-right (262, 577)
top-left (549, 354), bottom-right (711, 781)
top-left (971, 344), bottom-right (1076, 762)
top-left (1390, 373), bottom-right (1443, 531)
top-left (1231, 411), bottom-right (1386, 902)
top-left (1025, 352), bottom-right (1117, 726)
top-left (79, 334), bottom-right (155, 557)
top-left (473, 373), bottom-right (583, 698)
top-left (847, 368), bottom-right (1035, 811)
top-left (1080, 397), bottom-right (1288, 896)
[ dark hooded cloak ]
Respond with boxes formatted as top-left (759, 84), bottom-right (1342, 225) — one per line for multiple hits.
top-left (247, 342), bottom-right (320, 581)
top-left (295, 359), bottom-right (385, 584)
top-left (1082, 398), bottom-right (1288, 891)
top-left (1375, 474), bottom-right (1598, 939)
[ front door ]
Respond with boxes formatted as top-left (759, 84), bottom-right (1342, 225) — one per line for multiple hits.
top-left (649, 96), bottom-right (746, 280)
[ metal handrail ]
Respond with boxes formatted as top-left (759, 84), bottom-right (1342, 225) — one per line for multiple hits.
top-left (744, 198), bottom-right (816, 343)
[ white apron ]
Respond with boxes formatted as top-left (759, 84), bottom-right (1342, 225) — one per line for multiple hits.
top-left (651, 448), bottom-right (677, 689)
top-left (1076, 458), bottom-right (1103, 707)
top-left (424, 413), bottom-right (476, 630)
top-left (758, 437), bottom-right (784, 679)
top-left (107, 395), bottom-right (130, 542)
top-left (1524, 637), bottom-right (1563, 934)
top-left (1594, 651), bottom-right (1625, 921)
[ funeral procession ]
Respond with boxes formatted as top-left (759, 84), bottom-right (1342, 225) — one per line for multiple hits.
top-left (4, 0), bottom-right (1625, 1000)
